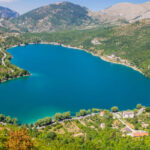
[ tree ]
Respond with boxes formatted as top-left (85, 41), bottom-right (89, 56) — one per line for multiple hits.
top-left (111, 106), bottom-right (119, 112)
top-left (35, 117), bottom-right (52, 127)
top-left (54, 113), bottom-right (63, 122)
top-left (76, 112), bottom-right (80, 117)
top-left (92, 108), bottom-right (100, 113)
top-left (62, 112), bottom-right (71, 119)
top-left (0, 114), bottom-right (5, 122)
top-left (145, 107), bottom-right (150, 112)
top-left (79, 109), bottom-right (87, 116)
top-left (12, 118), bottom-right (18, 125)
top-left (5, 116), bottom-right (11, 124)
top-left (87, 109), bottom-right (91, 114)
top-left (6, 128), bottom-right (33, 150)
top-left (136, 104), bottom-right (142, 109)
top-left (45, 132), bottom-right (56, 140)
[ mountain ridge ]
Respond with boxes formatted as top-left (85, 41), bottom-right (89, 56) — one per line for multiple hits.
top-left (0, 6), bottom-right (19, 19)
top-left (10, 1), bottom-right (97, 32)
top-left (1, 1), bottom-right (150, 32)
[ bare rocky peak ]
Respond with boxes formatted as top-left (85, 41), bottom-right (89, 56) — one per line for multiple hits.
top-left (96, 2), bottom-right (150, 23)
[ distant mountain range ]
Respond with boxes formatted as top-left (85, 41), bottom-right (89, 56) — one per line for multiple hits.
top-left (0, 1), bottom-right (150, 32)
top-left (0, 6), bottom-right (19, 19)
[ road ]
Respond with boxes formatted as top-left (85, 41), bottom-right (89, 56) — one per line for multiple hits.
top-left (113, 113), bottom-right (135, 132)
top-left (36, 113), bottom-right (98, 129)
top-left (0, 49), bottom-right (6, 66)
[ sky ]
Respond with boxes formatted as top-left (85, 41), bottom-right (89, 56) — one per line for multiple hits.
top-left (0, 0), bottom-right (149, 14)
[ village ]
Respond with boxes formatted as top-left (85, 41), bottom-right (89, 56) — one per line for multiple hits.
top-left (33, 105), bottom-right (150, 138)
top-left (0, 105), bottom-right (149, 140)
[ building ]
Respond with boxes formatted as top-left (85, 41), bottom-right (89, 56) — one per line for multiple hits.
top-left (132, 131), bottom-right (149, 137)
top-left (0, 122), bottom-right (6, 126)
top-left (122, 111), bottom-right (134, 118)
top-left (100, 123), bottom-right (105, 130)
top-left (100, 111), bottom-right (105, 117)
top-left (142, 123), bottom-right (149, 128)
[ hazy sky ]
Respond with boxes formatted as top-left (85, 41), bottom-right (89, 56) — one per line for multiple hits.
top-left (0, 0), bottom-right (149, 14)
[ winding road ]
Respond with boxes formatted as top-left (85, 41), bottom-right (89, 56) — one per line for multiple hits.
top-left (0, 49), bottom-right (6, 67)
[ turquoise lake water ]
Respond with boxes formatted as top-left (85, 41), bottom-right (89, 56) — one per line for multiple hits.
top-left (0, 44), bottom-right (150, 123)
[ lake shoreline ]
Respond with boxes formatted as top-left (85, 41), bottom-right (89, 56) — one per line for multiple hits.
top-left (0, 74), bottom-right (31, 84)
top-left (37, 42), bottom-right (144, 76)
top-left (2, 43), bottom-right (150, 123)
top-left (3, 42), bottom-right (144, 84)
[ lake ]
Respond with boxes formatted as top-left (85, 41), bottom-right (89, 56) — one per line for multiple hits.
top-left (0, 44), bottom-right (150, 123)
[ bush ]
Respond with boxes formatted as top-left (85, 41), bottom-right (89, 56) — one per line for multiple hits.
top-left (45, 132), bottom-right (56, 140)
top-left (111, 106), bottom-right (119, 112)
top-left (146, 107), bottom-right (150, 112)
top-left (136, 104), bottom-right (142, 109)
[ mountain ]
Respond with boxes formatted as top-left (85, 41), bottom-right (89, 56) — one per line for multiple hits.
top-left (0, 6), bottom-right (19, 19)
top-left (11, 2), bottom-right (98, 32)
top-left (96, 2), bottom-right (150, 24)
top-left (2, 1), bottom-right (150, 32)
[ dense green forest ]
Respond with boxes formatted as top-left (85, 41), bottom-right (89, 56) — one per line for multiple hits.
top-left (0, 49), bottom-right (29, 83)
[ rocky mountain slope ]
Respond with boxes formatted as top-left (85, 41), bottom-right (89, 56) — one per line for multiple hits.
top-left (11, 2), bottom-right (98, 32)
top-left (95, 2), bottom-right (150, 24)
top-left (1, 1), bottom-right (150, 32)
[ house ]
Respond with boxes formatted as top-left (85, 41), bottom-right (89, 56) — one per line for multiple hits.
top-left (100, 123), bottom-right (105, 130)
top-left (91, 39), bottom-right (101, 45)
top-left (113, 112), bottom-right (121, 119)
top-left (142, 123), bottom-right (149, 128)
top-left (0, 122), bottom-right (6, 126)
top-left (100, 111), bottom-right (105, 117)
top-left (122, 111), bottom-right (134, 118)
top-left (0, 127), bottom-right (3, 131)
top-left (132, 131), bottom-right (149, 137)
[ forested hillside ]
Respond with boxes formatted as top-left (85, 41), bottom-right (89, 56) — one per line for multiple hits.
top-left (17, 19), bottom-right (150, 77)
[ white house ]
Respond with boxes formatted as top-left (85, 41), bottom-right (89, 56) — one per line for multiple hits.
top-left (122, 111), bottom-right (134, 118)
top-left (100, 123), bottom-right (105, 130)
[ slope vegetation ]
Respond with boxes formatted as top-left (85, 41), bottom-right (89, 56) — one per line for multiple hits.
top-left (11, 2), bottom-right (97, 32)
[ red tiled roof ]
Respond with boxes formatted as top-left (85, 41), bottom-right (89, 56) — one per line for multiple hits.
top-left (133, 132), bottom-right (149, 137)
top-left (0, 127), bottom-right (3, 130)
top-left (101, 111), bottom-right (104, 114)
